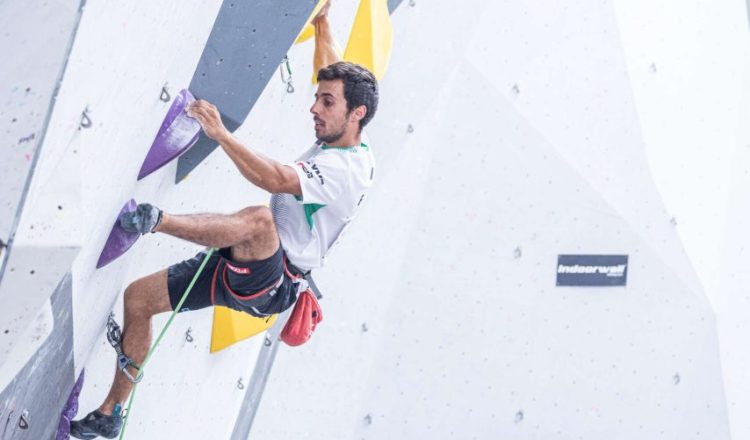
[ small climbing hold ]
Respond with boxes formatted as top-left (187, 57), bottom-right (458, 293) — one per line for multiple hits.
top-left (185, 327), bottom-right (193, 343)
top-left (237, 378), bottom-right (244, 390)
top-left (669, 217), bottom-right (677, 227)
top-left (512, 84), bottom-right (520, 95)
top-left (408, 0), bottom-right (416, 6)
top-left (364, 414), bottom-right (373, 425)
top-left (513, 247), bottom-right (522, 259)
top-left (264, 335), bottom-right (272, 347)
top-left (407, 124), bottom-right (414, 133)
top-left (673, 373), bottom-right (680, 385)
top-left (514, 410), bottom-right (524, 423)
top-left (361, 323), bottom-right (368, 333)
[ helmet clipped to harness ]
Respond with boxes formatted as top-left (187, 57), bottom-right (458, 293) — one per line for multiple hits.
top-left (281, 289), bottom-right (323, 346)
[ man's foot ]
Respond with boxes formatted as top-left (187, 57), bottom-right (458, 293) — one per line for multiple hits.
top-left (119, 203), bottom-right (162, 234)
top-left (70, 404), bottom-right (123, 439)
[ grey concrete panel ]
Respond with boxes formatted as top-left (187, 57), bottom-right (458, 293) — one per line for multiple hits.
top-left (388, 0), bottom-right (405, 13)
top-left (230, 310), bottom-right (290, 440)
top-left (0, 274), bottom-right (75, 440)
top-left (0, 0), bottom-right (84, 263)
top-left (175, 0), bottom-right (317, 182)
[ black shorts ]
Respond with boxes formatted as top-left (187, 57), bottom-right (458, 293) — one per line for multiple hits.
top-left (166, 246), bottom-right (298, 317)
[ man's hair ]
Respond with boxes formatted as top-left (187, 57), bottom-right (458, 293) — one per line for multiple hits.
top-left (317, 61), bottom-right (379, 131)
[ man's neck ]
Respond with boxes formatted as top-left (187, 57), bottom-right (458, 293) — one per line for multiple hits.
top-left (324, 132), bottom-right (361, 148)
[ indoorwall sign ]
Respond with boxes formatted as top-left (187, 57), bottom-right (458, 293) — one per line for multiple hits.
top-left (556, 254), bottom-right (629, 287)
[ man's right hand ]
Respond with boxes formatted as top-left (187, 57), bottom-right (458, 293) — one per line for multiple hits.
top-left (187, 100), bottom-right (231, 143)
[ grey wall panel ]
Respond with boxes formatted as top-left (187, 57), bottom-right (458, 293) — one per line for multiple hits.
top-left (0, 0), bottom-right (84, 272)
top-left (175, 0), bottom-right (317, 182)
top-left (0, 274), bottom-right (75, 440)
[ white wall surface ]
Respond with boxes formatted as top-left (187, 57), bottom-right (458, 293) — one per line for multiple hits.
top-left (2, 0), bottom-right (749, 439)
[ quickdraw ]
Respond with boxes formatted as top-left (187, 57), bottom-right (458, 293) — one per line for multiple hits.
top-left (106, 313), bottom-right (142, 384)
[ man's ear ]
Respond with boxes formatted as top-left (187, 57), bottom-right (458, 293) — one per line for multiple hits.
top-left (350, 105), bottom-right (367, 124)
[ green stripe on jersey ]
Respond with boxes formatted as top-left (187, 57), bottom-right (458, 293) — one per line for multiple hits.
top-left (304, 203), bottom-right (325, 229)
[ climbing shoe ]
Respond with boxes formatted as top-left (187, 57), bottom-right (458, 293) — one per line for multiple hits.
top-left (70, 403), bottom-right (123, 439)
top-left (119, 203), bottom-right (162, 234)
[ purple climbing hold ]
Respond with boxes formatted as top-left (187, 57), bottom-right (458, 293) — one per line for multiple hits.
top-left (56, 369), bottom-right (85, 440)
top-left (96, 199), bottom-right (140, 269)
top-left (137, 89), bottom-right (201, 180)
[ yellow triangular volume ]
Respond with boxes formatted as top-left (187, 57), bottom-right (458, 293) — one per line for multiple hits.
top-left (210, 306), bottom-right (277, 353)
top-left (343, 0), bottom-right (393, 80)
top-left (295, 0), bottom-right (327, 44)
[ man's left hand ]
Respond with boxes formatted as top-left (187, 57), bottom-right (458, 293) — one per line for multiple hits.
top-left (187, 100), bottom-right (230, 142)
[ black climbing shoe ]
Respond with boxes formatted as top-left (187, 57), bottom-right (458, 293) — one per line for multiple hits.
top-left (119, 203), bottom-right (162, 234)
top-left (70, 404), bottom-right (123, 439)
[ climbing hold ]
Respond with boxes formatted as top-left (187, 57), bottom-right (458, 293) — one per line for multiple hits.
top-left (55, 370), bottom-right (85, 440)
top-left (237, 378), bottom-right (245, 390)
top-left (514, 410), bottom-right (524, 423)
top-left (137, 89), bottom-right (201, 180)
top-left (407, 124), bottom-right (414, 133)
top-left (96, 199), bottom-right (141, 268)
top-left (343, 0), bottom-right (393, 80)
top-left (294, 0), bottom-right (327, 44)
top-left (210, 306), bottom-right (278, 353)
top-left (185, 327), bottom-right (194, 343)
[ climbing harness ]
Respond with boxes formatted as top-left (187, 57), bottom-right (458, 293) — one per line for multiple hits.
top-left (106, 313), bottom-right (142, 384)
top-left (279, 55), bottom-right (295, 94)
top-left (118, 247), bottom-right (216, 440)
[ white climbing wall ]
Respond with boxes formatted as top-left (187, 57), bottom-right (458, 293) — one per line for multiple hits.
top-left (253, 0), bottom-right (747, 439)
top-left (1, 0), bottom-right (749, 439)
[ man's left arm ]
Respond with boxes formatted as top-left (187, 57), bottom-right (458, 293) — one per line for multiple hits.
top-left (187, 100), bottom-right (302, 196)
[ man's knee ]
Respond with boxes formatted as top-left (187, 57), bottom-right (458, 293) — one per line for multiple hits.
top-left (238, 206), bottom-right (276, 237)
top-left (124, 282), bottom-right (151, 319)
top-left (123, 270), bottom-right (171, 318)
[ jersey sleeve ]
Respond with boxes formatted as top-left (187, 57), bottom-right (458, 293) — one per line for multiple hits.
top-left (289, 151), bottom-right (346, 206)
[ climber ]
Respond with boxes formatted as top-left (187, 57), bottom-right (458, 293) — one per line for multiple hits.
top-left (70, 1), bottom-right (378, 438)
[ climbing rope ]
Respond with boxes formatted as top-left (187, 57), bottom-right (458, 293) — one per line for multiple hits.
top-left (118, 247), bottom-right (217, 440)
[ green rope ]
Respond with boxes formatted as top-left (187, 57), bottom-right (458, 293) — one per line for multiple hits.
top-left (118, 247), bottom-right (217, 440)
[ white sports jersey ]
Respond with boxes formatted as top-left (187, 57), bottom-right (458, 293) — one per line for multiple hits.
top-left (270, 140), bottom-right (375, 271)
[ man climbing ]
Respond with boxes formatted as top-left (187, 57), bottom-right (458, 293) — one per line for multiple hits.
top-left (71, 2), bottom-right (378, 438)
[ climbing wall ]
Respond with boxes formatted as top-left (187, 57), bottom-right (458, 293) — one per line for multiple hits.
top-left (252, 0), bottom-right (744, 439)
top-left (0, 0), bottom-right (318, 437)
top-left (1, 0), bottom-right (749, 439)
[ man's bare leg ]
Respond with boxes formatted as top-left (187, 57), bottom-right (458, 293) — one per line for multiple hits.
top-left (98, 269), bottom-right (171, 415)
top-left (98, 206), bottom-right (280, 413)
top-left (155, 206), bottom-right (280, 261)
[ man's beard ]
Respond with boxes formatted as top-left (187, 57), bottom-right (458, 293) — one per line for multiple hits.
top-left (316, 116), bottom-right (349, 144)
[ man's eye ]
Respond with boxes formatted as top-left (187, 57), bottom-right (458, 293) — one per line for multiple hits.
top-left (324, 100), bottom-right (333, 107)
